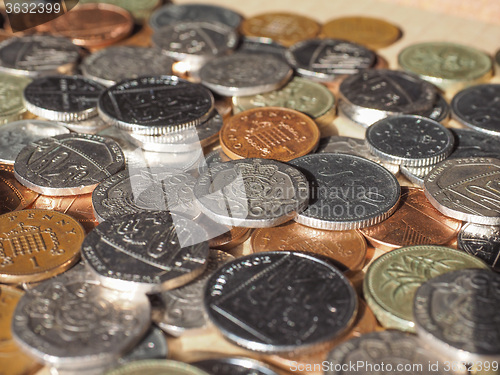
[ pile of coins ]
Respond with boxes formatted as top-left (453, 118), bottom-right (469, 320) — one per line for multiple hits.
top-left (0, 1), bottom-right (500, 375)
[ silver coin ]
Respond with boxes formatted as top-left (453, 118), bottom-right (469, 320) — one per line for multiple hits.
top-left (81, 211), bottom-right (210, 293)
top-left (451, 84), bottom-right (500, 136)
top-left (424, 157), bottom-right (500, 225)
top-left (400, 164), bottom-right (434, 187)
top-left (193, 357), bottom-right (279, 375)
top-left (419, 93), bottom-right (450, 123)
top-left (204, 251), bottom-right (357, 353)
top-left (197, 149), bottom-right (228, 175)
top-left (288, 153), bottom-right (401, 230)
top-left (119, 326), bottom-right (168, 364)
top-left (149, 3), bottom-right (242, 31)
top-left (23, 75), bottom-right (105, 121)
top-left (11, 266), bottom-right (151, 370)
top-left (325, 331), bottom-right (451, 375)
top-left (81, 46), bottom-right (174, 87)
top-left (57, 116), bottom-right (110, 134)
top-left (286, 38), bottom-right (376, 82)
top-left (0, 120), bottom-right (69, 165)
top-left (98, 76), bottom-right (214, 135)
top-left (339, 69), bottom-right (437, 127)
top-left (0, 35), bottom-right (81, 77)
top-left (103, 360), bottom-right (211, 375)
top-left (458, 223), bottom-right (500, 271)
top-left (198, 53), bottom-right (293, 97)
top-left (414, 269), bottom-right (500, 362)
top-left (237, 37), bottom-right (288, 62)
top-left (91, 169), bottom-right (201, 222)
top-left (151, 249), bottom-right (234, 336)
top-left (14, 133), bottom-right (125, 196)
top-left (194, 158), bottom-right (309, 228)
top-left (449, 128), bottom-right (500, 159)
top-left (366, 115), bottom-right (454, 167)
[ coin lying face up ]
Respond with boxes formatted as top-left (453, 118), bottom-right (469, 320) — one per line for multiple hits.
top-left (193, 357), bottom-right (280, 375)
top-left (457, 222), bottom-right (500, 271)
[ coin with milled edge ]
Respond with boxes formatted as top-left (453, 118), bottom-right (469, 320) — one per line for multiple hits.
top-left (193, 357), bottom-right (279, 375)
top-left (98, 76), bottom-right (214, 136)
top-left (199, 53), bottom-right (293, 97)
top-left (81, 46), bottom-right (174, 87)
top-left (0, 35), bottom-right (81, 78)
top-left (414, 269), bottom-right (500, 362)
top-left (208, 225), bottom-right (252, 251)
top-left (237, 37), bottom-right (288, 62)
top-left (194, 158), bottom-right (309, 228)
top-left (0, 170), bottom-right (39, 214)
top-left (400, 165), bottom-right (430, 187)
top-left (288, 153), bottom-right (401, 230)
top-left (286, 39), bottom-right (376, 82)
top-left (79, 0), bottom-right (161, 23)
top-left (0, 73), bottom-right (31, 124)
top-left (204, 251), bottom-right (357, 353)
top-left (14, 133), bottom-right (125, 196)
top-left (458, 223), bottom-right (500, 271)
top-left (424, 157), bottom-right (500, 225)
top-left (366, 115), bottom-right (454, 167)
top-left (449, 128), bottom-right (500, 159)
top-left (57, 116), bottom-right (109, 134)
top-left (119, 327), bottom-right (168, 364)
top-left (105, 360), bottom-right (210, 375)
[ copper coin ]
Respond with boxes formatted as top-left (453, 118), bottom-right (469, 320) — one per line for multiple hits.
top-left (0, 170), bottom-right (38, 215)
top-left (220, 107), bottom-right (320, 162)
top-left (209, 226), bottom-right (252, 251)
top-left (43, 3), bottom-right (134, 48)
top-left (360, 187), bottom-right (462, 251)
top-left (241, 12), bottom-right (320, 47)
top-left (31, 193), bottom-right (97, 233)
top-left (251, 221), bottom-right (367, 271)
top-left (0, 209), bottom-right (84, 283)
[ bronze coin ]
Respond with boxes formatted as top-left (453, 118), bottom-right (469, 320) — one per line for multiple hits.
top-left (0, 170), bottom-right (38, 215)
top-left (251, 221), bottom-right (367, 271)
top-left (360, 187), bottom-right (462, 251)
top-left (209, 226), bottom-right (252, 251)
top-left (220, 107), bottom-right (320, 162)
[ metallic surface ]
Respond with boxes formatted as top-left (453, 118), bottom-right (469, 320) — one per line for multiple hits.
top-left (79, 0), bottom-right (161, 23)
top-left (419, 93), bottom-right (450, 123)
top-left (193, 357), bottom-right (279, 375)
top-left (0, 170), bottom-right (39, 214)
top-left (104, 360), bottom-right (210, 375)
top-left (458, 222), bottom-right (500, 271)
top-left (0, 73), bottom-right (31, 124)
top-left (400, 164), bottom-right (434, 187)
top-left (119, 327), bottom-right (168, 364)
top-left (449, 128), bottom-right (500, 159)
top-left (208, 225), bottom-right (252, 251)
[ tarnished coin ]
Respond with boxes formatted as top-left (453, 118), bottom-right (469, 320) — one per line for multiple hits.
top-left (286, 39), bottom-right (376, 82)
top-left (23, 76), bottom-right (105, 122)
top-left (364, 245), bottom-right (487, 332)
top-left (198, 53), bottom-right (293, 97)
top-left (194, 158), bottom-right (309, 228)
top-left (449, 128), bottom-right (500, 159)
top-left (193, 357), bottom-right (279, 375)
top-left (241, 12), bottom-right (320, 47)
top-left (119, 327), bottom-right (168, 364)
top-left (0, 209), bottom-right (85, 284)
top-left (81, 46), bottom-right (174, 87)
top-left (366, 115), bottom-right (454, 167)
top-left (0, 170), bottom-right (38, 214)
top-left (98, 76), bottom-right (214, 136)
top-left (104, 360), bottom-right (210, 375)
top-left (12, 267), bottom-right (151, 370)
top-left (220, 107), bottom-right (320, 162)
top-left (152, 249), bottom-right (233, 336)
top-left (0, 35), bottom-right (81, 77)
top-left (321, 16), bottom-right (401, 49)
top-left (149, 3), bottom-right (242, 31)
top-left (288, 153), bottom-right (401, 230)
top-left (81, 211), bottom-right (209, 293)
top-left (419, 93), bottom-right (450, 123)
top-left (204, 251), bottom-right (357, 353)
top-left (414, 269), bottom-right (500, 362)
top-left (360, 187), bottom-right (462, 251)
top-left (14, 133), bottom-right (125, 196)
top-left (451, 84), bottom-right (500, 136)
top-left (79, 0), bottom-right (161, 23)
top-left (0, 73), bottom-right (31, 124)
top-left (251, 222), bottom-right (367, 271)
top-left (424, 157), bottom-right (500, 225)
top-left (398, 41), bottom-right (493, 92)
top-left (325, 331), bottom-right (450, 375)
top-left (458, 223), bottom-right (500, 271)
top-left (91, 169), bottom-right (200, 222)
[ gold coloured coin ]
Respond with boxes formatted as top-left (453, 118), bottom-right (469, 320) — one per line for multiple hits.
top-left (0, 209), bottom-right (84, 284)
top-left (0, 73), bottom-right (31, 125)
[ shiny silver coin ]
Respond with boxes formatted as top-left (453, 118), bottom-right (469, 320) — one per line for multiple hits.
top-left (98, 76), bottom-right (214, 136)
top-left (197, 149), bottom-right (228, 175)
top-left (57, 116), bottom-right (109, 134)
top-left (451, 84), bottom-right (500, 136)
top-left (419, 93), bottom-right (450, 123)
top-left (424, 157), bottom-right (500, 225)
top-left (400, 164), bottom-right (434, 187)
top-left (119, 326), bottom-right (168, 364)
top-left (0, 35), bottom-right (81, 77)
top-left (194, 158), bottom-right (309, 228)
top-left (91, 169), bottom-right (201, 222)
top-left (237, 37), bottom-right (288, 62)
top-left (414, 269), bottom-right (500, 362)
top-left (458, 223), bottom-right (500, 272)
top-left (151, 249), bottom-right (234, 336)
top-left (449, 128), bottom-right (500, 159)
top-left (199, 53), bottom-right (293, 97)
top-left (204, 251), bottom-right (357, 353)
top-left (289, 153), bottom-right (401, 230)
top-left (286, 38), bottom-right (376, 82)
top-left (81, 46), bottom-right (174, 87)
top-left (14, 133), bottom-right (125, 196)
top-left (104, 360), bottom-right (211, 375)
top-left (366, 115), bottom-right (454, 167)
top-left (81, 211), bottom-right (210, 293)
top-left (23, 75), bottom-right (105, 121)
top-left (11, 266), bottom-right (151, 370)
top-left (0, 120), bottom-right (69, 165)
top-left (193, 357), bottom-right (279, 375)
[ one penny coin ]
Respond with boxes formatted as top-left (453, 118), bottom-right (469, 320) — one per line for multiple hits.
top-left (0, 170), bottom-right (38, 215)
